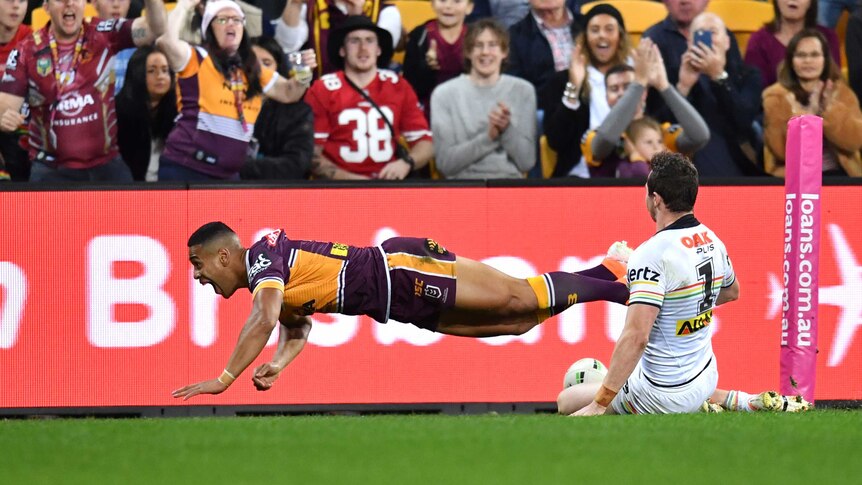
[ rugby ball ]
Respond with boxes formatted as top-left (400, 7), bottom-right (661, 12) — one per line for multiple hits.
top-left (563, 358), bottom-right (608, 388)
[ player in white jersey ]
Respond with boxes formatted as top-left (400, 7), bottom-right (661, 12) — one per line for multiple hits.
top-left (563, 152), bottom-right (740, 415)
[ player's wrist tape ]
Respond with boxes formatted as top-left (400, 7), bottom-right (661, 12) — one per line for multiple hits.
top-left (217, 369), bottom-right (237, 386)
top-left (594, 385), bottom-right (617, 407)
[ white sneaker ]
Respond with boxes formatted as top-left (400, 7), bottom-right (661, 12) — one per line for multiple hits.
top-left (606, 241), bottom-right (633, 263)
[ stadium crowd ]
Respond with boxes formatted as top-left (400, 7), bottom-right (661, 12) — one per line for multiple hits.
top-left (0, 0), bottom-right (861, 182)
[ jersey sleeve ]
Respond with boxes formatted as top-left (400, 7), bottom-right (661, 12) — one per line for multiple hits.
top-left (397, 79), bottom-right (431, 145)
top-left (94, 18), bottom-right (135, 53)
top-left (0, 45), bottom-right (29, 97)
top-left (177, 46), bottom-right (204, 79)
top-left (247, 243), bottom-right (287, 298)
top-left (626, 243), bottom-right (667, 308)
top-left (260, 65), bottom-right (279, 94)
top-left (722, 251), bottom-right (736, 288)
top-left (305, 80), bottom-right (331, 146)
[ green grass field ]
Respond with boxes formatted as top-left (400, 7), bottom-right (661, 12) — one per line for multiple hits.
top-left (2, 412), bottom-right (859, 484)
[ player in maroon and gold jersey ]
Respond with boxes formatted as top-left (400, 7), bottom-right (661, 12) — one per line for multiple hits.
top-left (172, 222), bottom-right (632, 400)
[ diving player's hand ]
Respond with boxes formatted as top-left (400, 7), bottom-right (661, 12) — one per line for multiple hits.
top-left (171, 378), bottom-right (228, 400)
top-left (252, 362), bottom-right (283, 391)
top-left (570, 400), bottom-right (606, 417)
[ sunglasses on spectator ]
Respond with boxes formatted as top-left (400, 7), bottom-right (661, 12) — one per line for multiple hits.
top-left (214, 16), bottom-right (244, 26)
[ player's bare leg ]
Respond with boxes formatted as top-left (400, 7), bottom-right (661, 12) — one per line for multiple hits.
top-left (556, 382), bottom-right (602, 415)
top-left (437, 256), bottom-right (629, 337)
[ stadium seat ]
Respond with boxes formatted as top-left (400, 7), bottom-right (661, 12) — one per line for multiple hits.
top-left (391, 0), bottom-right (436, 64)
top-left (579, 0), bottom-right (668, 46)
top-left (540, 135), bottom-right (557, 179)
top-left (31, 4), bottom-right (100, 30)
top-left (705, 0), bottom-right (774, 54)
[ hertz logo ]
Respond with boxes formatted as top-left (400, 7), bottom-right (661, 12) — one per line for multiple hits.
top-left (676, 310), bottom-right (713, 336)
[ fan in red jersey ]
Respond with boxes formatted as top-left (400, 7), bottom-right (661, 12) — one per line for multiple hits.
top-left (306, 15), bottom-right (433, 180)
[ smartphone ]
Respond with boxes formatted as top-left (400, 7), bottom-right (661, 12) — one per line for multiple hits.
top-left (693, 29), bottom-right (712, 48)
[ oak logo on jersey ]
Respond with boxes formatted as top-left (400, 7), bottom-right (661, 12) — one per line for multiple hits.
top-left (264, 229), bottom-right (281, 247)
top-left (628, 266), bottom-right (661, 283)
top-left (680, 231), bottom-right (713, 248)
top-left (248, 253), bottom-right (272, 278)
top-left (676, 310), bottom-right (713, 336)
top-left (425, 239), bottom-right (448, 256)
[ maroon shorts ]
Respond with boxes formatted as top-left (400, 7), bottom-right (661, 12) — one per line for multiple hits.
top-left (381, 237), bottom-right (457, 331)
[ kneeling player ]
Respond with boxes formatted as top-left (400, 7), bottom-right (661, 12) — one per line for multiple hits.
top-left (173, 221), bottom-right (631, 399)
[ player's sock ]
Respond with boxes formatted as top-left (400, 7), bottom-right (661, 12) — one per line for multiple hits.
top-left (724, 390), bottom-right (755, 412)
top-left (527, 273), bottom-right (629, 322)
top-left (574, 263), bottom-right (618, 282)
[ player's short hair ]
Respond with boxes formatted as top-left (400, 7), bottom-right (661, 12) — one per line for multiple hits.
top-left (647, 152), bottom-right (698, 213)
top-left (463, 18), bottom-right (509, 73)
top-left (626, 117), bottom-right (662, 144)
top-left (188, 222), bottom-right (237, 247)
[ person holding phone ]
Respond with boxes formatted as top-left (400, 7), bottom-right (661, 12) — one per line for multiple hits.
top-left (666, 12), bottom-right (763, 177)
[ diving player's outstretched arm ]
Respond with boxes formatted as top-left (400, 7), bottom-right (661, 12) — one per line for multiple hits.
top-left (252, 313), bottom-right (312, 391)
top-left (172, 288), bottom-right (283, 400)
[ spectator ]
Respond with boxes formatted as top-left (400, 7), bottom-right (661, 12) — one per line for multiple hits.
top-left (646, 9), bottom-right (763, 176)
top-left (582, 40), bottom-right (709, 178)
top-left (0, 0), bottom-right (31, 182)
top-left (156, 0), bottom-right (313, 181)
top-left (275, 0), bottom-right (401, 77)
top-left (507, 0), bottom-right (581, 94)
top-left (93, 0), bottom-right (138, 92)
top-left (116, 46), bottom-right (177, 181)
top-left (306, 16), bottom-right (432, 180)
top-left (818, 0), bottom-right (858, 29)
top-left (577, 3), bottom-right (631, 129)
top-left (431, 18), bottom-right (536, 179)
top-left (745, 0), bottom-right (841, 90)
top-left (540, 40), bottom-right (590, 177)
top-left (847, 7), bottom-right (862, 101)
top-left (540, 3), bottom-right (630, 177)
top-left (240, 36), bottom-right (314, 180)
top-left (0, 0), bottom-right (167, 182)
top-left (763, 29), bottom-right (862, 176)
top-left (403, 0), bottom-right (472, 120)
top-left (179, 0), bottom-right (264, 44)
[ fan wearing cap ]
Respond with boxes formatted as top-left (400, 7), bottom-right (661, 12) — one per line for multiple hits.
top-left (0, 0), bottom-right (167, 182)
top-left (155, 0), bottom-right (316, 181)
top-left (305, 16), bottom-right (433, 180)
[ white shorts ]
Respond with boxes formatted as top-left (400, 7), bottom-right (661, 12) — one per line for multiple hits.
top-left (610, 357), bottom-right (718, 415)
